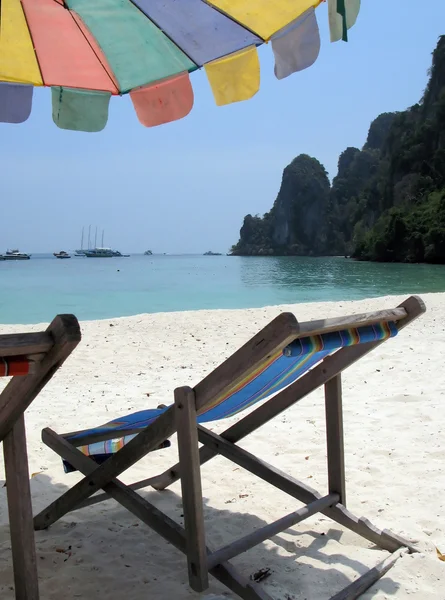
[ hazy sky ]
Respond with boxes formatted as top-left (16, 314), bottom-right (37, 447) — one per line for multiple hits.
top-left (1, 1), bottom-right (444, 254)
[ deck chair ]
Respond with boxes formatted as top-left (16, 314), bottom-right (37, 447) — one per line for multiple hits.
top-left (34, 296), bottom-right (425, 600)
top-left (0, 314), bottom-right (80, 600)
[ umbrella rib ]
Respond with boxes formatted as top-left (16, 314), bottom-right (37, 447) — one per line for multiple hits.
top-left (202, 0), bottom-right (267, 42)
top-left (127, 0), bottom-right (199, 69)
top-left (19, 0), bottom-right (45, 85)
top-left (69, 9), bottom-right (120, 93)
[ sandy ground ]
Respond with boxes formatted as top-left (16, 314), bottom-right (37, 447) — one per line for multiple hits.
top-left (0, 293), bottom-right (444, 599)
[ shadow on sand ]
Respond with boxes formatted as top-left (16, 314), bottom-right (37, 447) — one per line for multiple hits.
top-left (0, 468), bottom-right (403, 600)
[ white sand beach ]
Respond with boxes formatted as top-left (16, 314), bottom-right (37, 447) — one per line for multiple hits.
top-left (0, 293), bottom-right (444, 599)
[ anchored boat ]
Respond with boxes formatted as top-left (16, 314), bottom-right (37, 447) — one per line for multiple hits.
top-left (84, 247), bottom-right (114, 258)
top-left (0, 249), bottom-right (31, 260)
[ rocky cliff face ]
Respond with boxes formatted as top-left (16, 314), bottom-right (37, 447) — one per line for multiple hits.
top-left (231, 37), bottom-right (445, 263)
top-left (352, 36), bottom-right (445, 262)
top-left (231, 155), bottom-right (330, 256)
top-left (271, 155), bottom-right (331, 254)
top-left (326, 112), bottom-right (398, 253)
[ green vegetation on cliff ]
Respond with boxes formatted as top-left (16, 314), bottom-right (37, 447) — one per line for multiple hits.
top-left (231, 36), bottom-right (445, 263)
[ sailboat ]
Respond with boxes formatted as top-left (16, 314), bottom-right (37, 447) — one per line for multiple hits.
top-left (84, 229), bottom-right (113, 257)
top-left (75, 227), bottom-right (86, 256)
top-left (75, 226), bottom-right (129, 257)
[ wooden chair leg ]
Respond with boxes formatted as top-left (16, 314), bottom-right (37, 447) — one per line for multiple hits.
top-left (3, 415), bottom-right (39, 600)
top-left (174, 386), bottom-right (209, 592)
top-left (325, 374), bottom-right (346, 506)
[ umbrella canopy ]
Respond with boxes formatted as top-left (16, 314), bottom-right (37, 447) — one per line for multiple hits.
top-left (0, 0), bottom-right (360, 132)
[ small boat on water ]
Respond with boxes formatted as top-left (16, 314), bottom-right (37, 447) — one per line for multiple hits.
top-left (54, 251), bottom-right (71, 259)
top-left (112, 250), bottom-right (130, 257)
top-left (144, 250), bottom-right (153, 255)
top-left (0, 249), bottom-right (31, 260)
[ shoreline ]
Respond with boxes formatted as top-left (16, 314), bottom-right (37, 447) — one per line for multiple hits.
top-left (1, 293), bottom-right (444, 598)
top-left (1, 290), bottom-right (444, 330)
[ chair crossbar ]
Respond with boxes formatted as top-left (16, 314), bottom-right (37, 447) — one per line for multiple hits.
top-left (196, 425), bottom-right (418, 554)
top-left (293, 306), bottom-right (407, 338)
top-left (0, 332), bottom-right (53, 358)
top-left (207, 493), bottom-right (339, 569)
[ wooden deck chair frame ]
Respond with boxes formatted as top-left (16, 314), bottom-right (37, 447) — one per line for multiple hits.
top-left (33, 297), bottom-right (425, 600)
top-left (0, 314), bottom-right (81, 600)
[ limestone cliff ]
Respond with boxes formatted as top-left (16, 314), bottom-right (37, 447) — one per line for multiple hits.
top-left (231, 155), bottom-right (331, 256)
top-left (231, 36), bottom-right (445, 263)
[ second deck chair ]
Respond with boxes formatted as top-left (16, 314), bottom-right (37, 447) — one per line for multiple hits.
top-left (34, 296), bottom-right (425, 600)
top-left (0, 314), bottom-right (80, 600)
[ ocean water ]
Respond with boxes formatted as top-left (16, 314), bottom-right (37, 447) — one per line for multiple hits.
top-left (1, 254), bottom-right (445, 324)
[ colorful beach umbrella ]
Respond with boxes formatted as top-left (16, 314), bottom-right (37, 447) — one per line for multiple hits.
top-left (0, 0), bottom-right (360, 132)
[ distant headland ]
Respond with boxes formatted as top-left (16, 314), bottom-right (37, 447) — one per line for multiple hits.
top-left (230, 37), bottom-right (445, 264)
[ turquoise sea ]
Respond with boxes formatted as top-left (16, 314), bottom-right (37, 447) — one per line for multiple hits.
top-left (1, 254), bottom-right (445, 324)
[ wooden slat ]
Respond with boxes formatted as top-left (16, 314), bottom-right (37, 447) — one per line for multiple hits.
top-left (395, 295), bottom-right (426, 326)
top-left (197, 426), bottom-right (417, 553)
top-left (0, 315), bottom-right (81, 441)
top-left (295, 307), bottom-right (407, 337)
top-left (151, 295), bottom-right (426, 491)
top-left (325, 374), bottom-right (346, 505)
top-left (174, 386), bottom-right (209, 592)
top-left (0, 332), bottom-right (53, 358)
top-left (329, 548), bottom-right (409, 600)
top-left (207, 493), bottom-right (338, 569)
top-left (37, 429), bottom-right (273, 600)
top-left (3, 415), bottom-right (39, 600)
